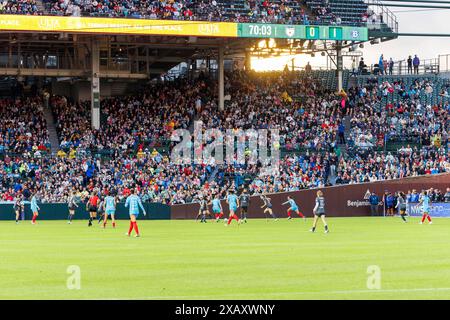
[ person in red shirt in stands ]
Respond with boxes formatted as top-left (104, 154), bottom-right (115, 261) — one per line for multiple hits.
top-left (2, 191), bottom-right (13, 201)
top-left (122, 186), bottom-right (131, 197)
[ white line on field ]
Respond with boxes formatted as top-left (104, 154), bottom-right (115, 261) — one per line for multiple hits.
top-left (105, 287), bottom-right (450, 300)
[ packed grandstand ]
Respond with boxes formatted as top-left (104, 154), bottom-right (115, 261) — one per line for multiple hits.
top-left (1, 68), bottom-right (449, 204)
top-left (0, 0), bottom-right (447, 206)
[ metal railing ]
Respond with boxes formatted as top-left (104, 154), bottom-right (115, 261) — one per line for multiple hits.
top-left (365, 0), bottom-right (399, 34)
top-left (438, 54), bottom-right (450, 73)
top-left (365, 57), bottom-right (440, 76)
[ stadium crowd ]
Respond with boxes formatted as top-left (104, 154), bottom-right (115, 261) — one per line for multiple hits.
top-left (51, 79), bottom-right (210, 155)
top-left (0, 70), bottom-right (449, 205)
top-left (0, 97), bottom-right (50, 155)
top-left (0, 0), bottom-right (369, 27)
top-left (0, 0), bottom-right (40, 15)
top-left (42, 0), bottom-right (320, 23)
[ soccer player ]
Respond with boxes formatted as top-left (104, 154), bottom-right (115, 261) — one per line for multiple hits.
top-left (125, 188), bottom-right (146, 237)
top-left (86, 191), bottom-right (100, 227)
top-left (260, 194), bottom-right (278, 221)
top-left (14, 195), bottom-right (24, 224)
top-left (211, 194), bottom-right (224, 222)
top-left (97, 197), bottom-right (105, 224)
top-left (395, 192), bottom-right (408, 223)
top-left (310, 190), bottom-right (329, 233)
top-left (282, 196), bottom-right (306, 221)
top-left (239, 189), bottom-right (250, 223)
top-left (103, 191), bottom-right (117, 228)
top-left (225, 189), bottom-right (240, 226)
top-left (196, 196), bottom-right (209, 223)
top-left (30, 192), bottom-right (40, 225)
top-left (418, 190), bottom-right (432, 225)
top-left (67, 191), bottom-right (78, 224)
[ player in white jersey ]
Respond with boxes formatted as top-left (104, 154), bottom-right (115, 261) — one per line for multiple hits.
top-left (67, 191), bottom-right (79, 224)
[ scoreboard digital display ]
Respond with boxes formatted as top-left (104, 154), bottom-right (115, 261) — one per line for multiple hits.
top-left (0, 15), bottom-right (368, 41)
top-left (238, 23), bottom-right (368, 41)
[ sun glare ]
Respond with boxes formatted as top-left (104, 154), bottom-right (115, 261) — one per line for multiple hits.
top-left (250, 54), bottom-right (299, 72)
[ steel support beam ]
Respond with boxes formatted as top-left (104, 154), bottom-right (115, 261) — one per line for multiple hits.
top-left (218, 46), bottom-right (225, 112)
top-left (91, 38), bottom-right (100, 130)
top-left (336, 43), bottom-right (343, 92)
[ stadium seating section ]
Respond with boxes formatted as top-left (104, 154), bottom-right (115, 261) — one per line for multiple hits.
top-left (0, 0), bottom-right (368, 27)
top-left (0, 69), bottom-right (449, 205)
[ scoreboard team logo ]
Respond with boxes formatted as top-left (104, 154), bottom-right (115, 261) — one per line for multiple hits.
top-left (285, 26), bottom-right (295, 37)
top-left (351, 30), bottom-right (360, 38)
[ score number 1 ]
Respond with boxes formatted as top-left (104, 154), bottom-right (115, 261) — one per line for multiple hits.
top-left (329, 27), bottom-right (343, 40)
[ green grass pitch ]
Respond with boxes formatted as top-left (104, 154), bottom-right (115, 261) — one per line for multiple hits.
top-left (1, 217), bottom-right (450, 300)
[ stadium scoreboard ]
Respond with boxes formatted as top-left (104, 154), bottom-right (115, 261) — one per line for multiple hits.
top-left (0, 15), bottom-right (368, 42)
top-left (238, 23), bottom-right (368, 41)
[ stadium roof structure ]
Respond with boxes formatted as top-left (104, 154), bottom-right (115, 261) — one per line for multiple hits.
top-left (0, 11), bottom-right (397, 79)
top-left (0, 2), bottom-right (399, 128)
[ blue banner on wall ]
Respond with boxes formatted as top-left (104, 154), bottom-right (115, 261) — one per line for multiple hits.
top-left (407, 203), bottom-right (450, 217)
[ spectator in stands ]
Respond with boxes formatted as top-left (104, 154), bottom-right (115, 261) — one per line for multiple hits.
top-left (407, 56), bottom-right (413, 74)
top-left (358, 58), bottom-right (366, 75)
top-left (413, 55), bottom-right (420, 74)
top-left (305, 62), bottom-right (312, 73)
top-left (445, 188), bottom-right (450, 202)
top-left (338, 121), bottom-right (345, 144)
top-left (388, 58), bottom-right (394, 75)
top-left (369, 191), bottom-right (380, 216)
top-left (378, 54), bottom-right (384, 75)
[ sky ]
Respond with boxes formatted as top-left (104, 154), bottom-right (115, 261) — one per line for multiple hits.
top-left (251, 8), bottom-right (450, 71)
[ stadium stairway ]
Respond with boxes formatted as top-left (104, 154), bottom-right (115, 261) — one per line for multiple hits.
top-left (336, 115), bottom-right (352, 161)
top-left (347, 74), bottom-right (357, 90)
top-left (43, 105), bottom-right (60, 154)
top-left (188, 116), bottom-right (197, 134)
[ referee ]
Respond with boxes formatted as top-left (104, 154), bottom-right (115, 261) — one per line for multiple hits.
top-left (310, 190), bottom-right (329, 233)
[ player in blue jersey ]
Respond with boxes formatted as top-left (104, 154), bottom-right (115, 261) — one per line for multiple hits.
top-left (30, 192), bottom-right (41, 225)
top-left (282, 196), bottom-right (306, 221)
top-left (418, 190), bottom-right (432, 225)
top-left (103, 191), bottom-right (118, 228)
top-left (226, 190), bottom-right (240, 226)
top-left (124, 189), bottom-right (147, 237)
top-left (211, 194), bottom-right (224, 222)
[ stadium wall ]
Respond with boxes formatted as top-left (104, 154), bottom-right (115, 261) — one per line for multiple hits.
top-left (0, 203), bottom-right (170, 221)
top-left (171, 173), bottom-right (450, 219)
